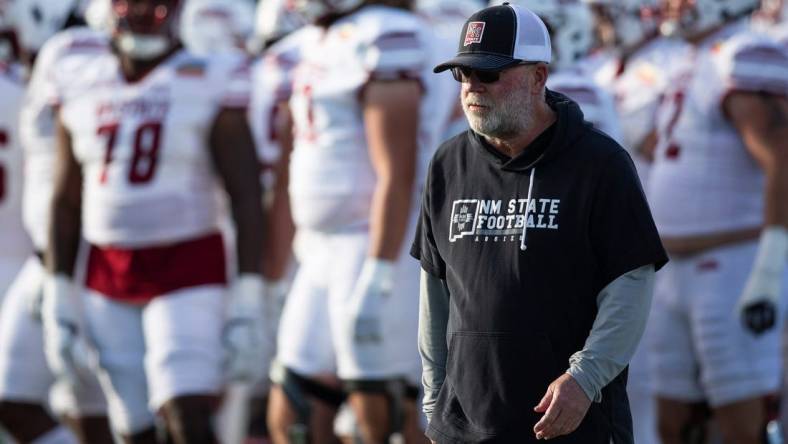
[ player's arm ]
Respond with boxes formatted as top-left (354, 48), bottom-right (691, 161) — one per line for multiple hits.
top-left (725, 92), bottom-right (788, 227)
top-left (418, 269), bottom-right (450, 423)
top-left (261, 101), bottom-right (295, 281)
top-left (363, 79), bottom-right (421, 260)
top-left (725, 91), bottom-right (788, 334)
top-left (209, 107), bottom-right (265, 275)
top-left (211, 107), bottom-right (269, 383)
top-left (42, 112), bottom-right (86, 388)
top-left (46, 114), bottom-right (83, 276)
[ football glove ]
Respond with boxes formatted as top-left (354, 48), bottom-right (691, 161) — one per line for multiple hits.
top-left (345, 258), bottom-right (395, 346)
top-left (738, 226), bottom-right (788, 335)
top-left (223, 274), bottom-right (268, 383)
top-left (41, 274), bottom-right (89, 388)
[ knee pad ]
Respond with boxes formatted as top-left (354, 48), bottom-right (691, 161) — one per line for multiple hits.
top-left (343, 378), bottom-right (419, 439)
top-left (271, 364), bottom-right (345, 443)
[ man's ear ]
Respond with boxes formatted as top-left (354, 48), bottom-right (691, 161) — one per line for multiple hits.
top-left (529, 63), bottom-right (549, 96)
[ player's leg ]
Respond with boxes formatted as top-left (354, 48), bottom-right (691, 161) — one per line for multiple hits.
top-left (627, 315), bottom-right (659, 444)
top-left (141, 286), bottom-right (225, 444)
top-left (268, 368), bottom-right (343, 444)
top-left (0, 257), bottom-right (111, 443)
top-left (649, 258), bottom-right (709, 444)
top-left (331, 228), bottom-right (426, 444)
top-left (268, 230), bottom-right (342, 444)
top-left (692, 242), bottom-right (784, 444)
top-left (82, 289), bottom-right (157, 443)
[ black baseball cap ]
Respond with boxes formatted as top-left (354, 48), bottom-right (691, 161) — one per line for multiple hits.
top-left (433, 2), bottom-right (552, 73)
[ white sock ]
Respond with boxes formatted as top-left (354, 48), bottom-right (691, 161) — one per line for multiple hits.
top-left (31, 426), bottom-right (77, 444)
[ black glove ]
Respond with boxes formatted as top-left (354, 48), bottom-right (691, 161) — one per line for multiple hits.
top-left (741, 300), bottom-right (777, 335)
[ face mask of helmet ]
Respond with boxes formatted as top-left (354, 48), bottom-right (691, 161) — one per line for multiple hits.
top-left (111, 0), bottom-right (181, 60)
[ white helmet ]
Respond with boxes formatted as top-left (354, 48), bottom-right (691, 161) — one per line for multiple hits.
top-left (180, 0), bottom-right (255, 55)
top-left (255, 0), bottom-right (307, 46)
top-left (583, 0), bottom-right (660, 49)
top-left (294, 0), bottom-right (365, 24)
top-left (7, 0), bottom-right (81, 53)
top-left (661, 0), bottom-right (760, 38)
top-left (494, 0), bottom-right (594, 71)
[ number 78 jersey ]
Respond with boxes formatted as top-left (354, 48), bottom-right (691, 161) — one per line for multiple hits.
top-left (58, 50), bottom-right (250, 248)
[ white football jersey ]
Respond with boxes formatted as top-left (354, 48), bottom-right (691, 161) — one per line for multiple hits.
top-left (594, 37), bottom-right (690, 181)
top-left (547, 67), bottom-right (623, 143)
top-left (0, 63), bottom-right (32, 259)
top-left (58, 49), bottom-right (251, 248)
top-left (648, 22), bottom-right (788, 237)
top-left (249, 27), bottom-right (314, 181)
top-left (288, 6), bottom-right (442, 231)
top-left (20, 27), bottom-right (109, 250)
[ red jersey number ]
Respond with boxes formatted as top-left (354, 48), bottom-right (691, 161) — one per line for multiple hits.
top-left (97, 121), bottom-right (163, 185)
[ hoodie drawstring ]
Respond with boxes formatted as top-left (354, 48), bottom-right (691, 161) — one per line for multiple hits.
top-left (520, 168), bottom-right (536, 251)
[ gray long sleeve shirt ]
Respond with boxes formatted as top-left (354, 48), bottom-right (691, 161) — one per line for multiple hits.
top-left (417, 264), bottom-right (655, 421)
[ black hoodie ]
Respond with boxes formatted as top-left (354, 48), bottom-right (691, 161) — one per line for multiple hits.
top-left (411, 90), bottom-right (667, 443)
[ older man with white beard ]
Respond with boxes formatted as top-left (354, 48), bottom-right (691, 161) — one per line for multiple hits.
top-left (411, 3), bottom-right (668, 443)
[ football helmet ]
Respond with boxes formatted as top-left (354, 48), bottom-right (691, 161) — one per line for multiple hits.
top-left (255, 0), bottom-right (307, 46)
top-left (294, 0), bottom-right (365, 24)
top-left (6, 0), bottom-right (81, 53)
top-left (180, 0), bottom-right (255, 55)
top-left (661, 0), bottom-right (759, 38)
top-left (110, 0), bottom-right (182, 60)
top-left (583, 0), bottom-right (660, 49)
top-left (495, 0), bottom-right (594, 71)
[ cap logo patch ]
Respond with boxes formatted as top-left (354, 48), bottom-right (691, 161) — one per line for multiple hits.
top-left (464, 21), bottom-right (486, 46)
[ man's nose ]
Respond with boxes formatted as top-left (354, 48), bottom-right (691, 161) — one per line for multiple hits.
top-left (462, 74), bottom-right (487, 93)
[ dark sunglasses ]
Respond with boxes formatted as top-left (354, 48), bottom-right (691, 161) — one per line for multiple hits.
top-left (450, 62), bottom-right (537, 84)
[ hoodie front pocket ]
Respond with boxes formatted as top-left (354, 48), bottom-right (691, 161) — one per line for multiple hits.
top-left (444, 331), bottom-right (562, 435)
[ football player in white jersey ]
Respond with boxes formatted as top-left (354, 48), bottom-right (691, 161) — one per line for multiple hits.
top-left (45, 0), bottom-right (267, 443)
top-left (0, 3), bottom-right (31, 308)
top-left (647, 0), bottom-right (788, 442)
top-left (492, 0), bottom-right (623, 142)
top-left (590, 0), bottom-right (688, 184)
top-left (266, 0), bottom-right (440, 443)
top-left (0, 2), bottom-right (114, 443)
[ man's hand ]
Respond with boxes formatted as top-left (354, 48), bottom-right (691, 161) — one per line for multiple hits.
top-left (41, 274), bottom-right (88, 388)
top-left (223, 274), bottom-right (268, 383)
top-left (533, 373), bottom-right (591, 440)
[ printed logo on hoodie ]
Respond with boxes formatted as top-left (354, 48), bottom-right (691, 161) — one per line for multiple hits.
top-left (449, 197), bottom-right (560, 242)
